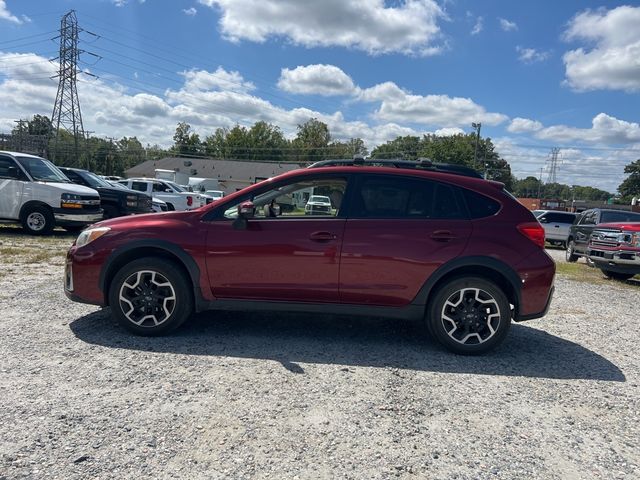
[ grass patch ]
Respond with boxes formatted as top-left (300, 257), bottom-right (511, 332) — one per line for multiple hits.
top-left (555, 261), bottom-right (639, 286)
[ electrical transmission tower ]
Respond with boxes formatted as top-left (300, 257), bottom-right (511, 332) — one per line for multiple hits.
top-left (546, 147), bottom-right (561, 184)
top-left (51, 10), bottom-right (86, 164)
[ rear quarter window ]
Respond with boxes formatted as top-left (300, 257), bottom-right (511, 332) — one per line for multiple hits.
top-left (461, 189), bottom-right (501, 219)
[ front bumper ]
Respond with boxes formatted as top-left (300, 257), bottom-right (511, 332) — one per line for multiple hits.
top-left (588, 247), bottom-right (640, 274)
top-left (55, 211), bottom-right (104, 226)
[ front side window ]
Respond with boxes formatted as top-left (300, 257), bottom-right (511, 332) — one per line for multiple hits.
top-left (0, 156), bottom-right (22, 179)
top-left (351, 176), bottom-right (465, 219)
top-left (223, 177), bottom-right (347, 219)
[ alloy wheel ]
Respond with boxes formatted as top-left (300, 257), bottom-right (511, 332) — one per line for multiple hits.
top-left (440, 287), bottom-right (501, 345)
top-left (118, 270), bottom-right (176, 327)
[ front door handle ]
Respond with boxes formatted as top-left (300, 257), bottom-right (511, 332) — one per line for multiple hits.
top-left (309, 231), bottom-right (337, 242)
top-left (430, 230), bottom-right (456, 242)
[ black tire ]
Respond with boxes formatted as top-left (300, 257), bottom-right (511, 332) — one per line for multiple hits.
top-left (566, 240), bottom-right (578, 263)
top-left (165, 203), bottom-right (175, 211)
top-left (102, 204), bottom-right (121, 219)
top-left (427, 277), bottom-right (511, 355)
top-left (21, 205), bottom-right (54, 235)
top-left (108, 257), bottom-right (193, 336)
top-left (601, 269), bottom-right (635, 281)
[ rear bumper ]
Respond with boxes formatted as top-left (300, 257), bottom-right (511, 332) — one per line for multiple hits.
top-left (516, 285), bottom-right (554, 321)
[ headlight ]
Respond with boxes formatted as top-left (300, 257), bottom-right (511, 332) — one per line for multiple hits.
top-left (62, 193), bottom-right (82, 201)
top-left (76, 227), bottom-right (111, 248)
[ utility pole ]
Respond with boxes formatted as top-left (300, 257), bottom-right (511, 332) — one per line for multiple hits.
top-left (51, 10), bottom-right (87, 166)
top-left (472, 122), bottom-right (481, 171)
top-left (537, 167), bottom-right (544, 201)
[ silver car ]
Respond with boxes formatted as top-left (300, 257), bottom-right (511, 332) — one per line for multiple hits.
top-left (534, 210), bottom-right (577, 248)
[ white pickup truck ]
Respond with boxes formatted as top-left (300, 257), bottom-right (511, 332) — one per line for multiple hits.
top-left (0, 151), bottom-right (103, 235)
top-left (118, 178), bottom-right (208, 211)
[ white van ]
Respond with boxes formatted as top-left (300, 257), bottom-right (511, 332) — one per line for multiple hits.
top-left (0, 151), bottom-right (103, 235)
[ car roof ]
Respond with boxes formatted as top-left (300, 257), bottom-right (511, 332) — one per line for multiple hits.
top-left (0, 150), bottom-right (45, 159)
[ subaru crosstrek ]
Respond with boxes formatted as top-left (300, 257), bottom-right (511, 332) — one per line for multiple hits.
top-left (65, 159), bottom-right (555, 354)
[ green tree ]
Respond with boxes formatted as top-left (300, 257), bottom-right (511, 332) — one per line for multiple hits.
top-left (172, 122), bottom-right (202, 156)
top-left (370, 135), bottom-right (421, 160)
top-left (247, 121), bottom-right (287, 161)
top-left (618, 159), bottom-right (640, 202)
top-left (294, 118), bottom-right (331, 162)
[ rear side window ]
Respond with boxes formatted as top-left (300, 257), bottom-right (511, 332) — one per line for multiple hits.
top-left (543, 212), bottom-right (575, 223)
top-left (130, 181), bottom-right (148, 192)
top-left (461, 189), bottom-right (500, 219)
top-left (351, 176), bottom-right (465, 219)
top-left (601, 210), bottom-right (640, 223)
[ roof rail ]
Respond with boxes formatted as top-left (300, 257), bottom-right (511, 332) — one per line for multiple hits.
top-left (307, 156), bottom-right (483, 179)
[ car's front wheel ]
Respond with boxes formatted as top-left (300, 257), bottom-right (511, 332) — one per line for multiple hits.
top-left (566, 240), bottom-right (578, 263)
top-left (21, 205), bottom-right (54, 235)
top-left (108, 257), bottom-right (193, 335)
top-left (427, 277), bottom-right (511, 355)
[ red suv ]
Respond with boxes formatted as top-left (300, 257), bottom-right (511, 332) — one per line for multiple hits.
top-left (65, 160), bottom-right (555, 354)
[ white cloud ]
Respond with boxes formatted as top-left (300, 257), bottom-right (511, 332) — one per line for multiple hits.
top-left (435, 127), bottom-right (464, 136)
top-left (0, 0), bottom-right (23, 24)
top-left (516, 46), bottom-right (551, 64)
top-left (499, 18), bottom-right (518, 31)
top-left (181, 67), bottom-right (255, 93)
top-left (183, 7), bottom-right (197, 16)
top-left (198, 0), bottom-right (445, 56)
top-left (508, 117), bottom-right (544, 133)
top-left (563, 6), bottom-right (640, 92)
top-left (535, 113), bottom-right (640, 144)
top-left (278, 64), bottom-right (356, 96)
top-left (361, 84), bottom-right (508, 127)
top-left (471, 16), bottom-right (483, 35)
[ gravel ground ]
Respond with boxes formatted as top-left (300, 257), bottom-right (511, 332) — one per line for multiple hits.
top-left (1, 229), bottom-right (639, 480)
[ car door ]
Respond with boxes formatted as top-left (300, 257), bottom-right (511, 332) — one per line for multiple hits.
top-left (0, 155), bottom-right (26, 219)
top-left (574, 210), bottom-right (597, 253)
top-left (339, 174), bottom-right (472, 306)
top-left (203, 174), bottom-right (350, 303)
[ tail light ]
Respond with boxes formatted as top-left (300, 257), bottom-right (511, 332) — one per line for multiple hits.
top-left (187, 196), bottom-right (193, 207)
top-left (517, 222), bottom-right (545, 248)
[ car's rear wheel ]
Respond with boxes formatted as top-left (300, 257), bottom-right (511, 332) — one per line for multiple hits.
top-left (21, 205), bottom-right (54, 235)
top-left (565, 240), bottom-right (578, 263)
top-left (427, 277), bottom-right (511, 355)
top-left (600, 269), bottom-right (635, 281)
top-left (108, 257), bottom-right (193, 335)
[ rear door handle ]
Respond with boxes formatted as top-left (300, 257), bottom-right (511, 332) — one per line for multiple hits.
top-left (430, 230), bottom-right (456, 242)
top-left (309, 231), bottom-right (337, 242)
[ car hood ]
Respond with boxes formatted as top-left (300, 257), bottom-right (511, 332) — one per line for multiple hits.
top-left (94, 209), bottom-right (198, 229)
top-left (595, 222), bottom-right (640, 232)
top-left (37, 182), bottom-right (99, 196)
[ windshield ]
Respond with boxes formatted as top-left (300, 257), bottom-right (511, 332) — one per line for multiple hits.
top-left (16, 157), bottom-right (70, 183)
top-left (81, 171), bottom-right (112, 188)
top-left (310, 196), bottom-right (331, 203)
top-left (107, 180), bottom-right (128, 190)
top-left (165, 181), bottom-right (185, 192)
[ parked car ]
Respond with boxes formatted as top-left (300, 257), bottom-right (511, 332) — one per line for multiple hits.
top-left (64, 159), bottom-right (555, 355)
top-left (118, 178), bottom-right (207, 211)
top-left (59, 167), bottom-right (153, 219)
top-left (205, 190), bottom-right (225, 201)
top-left (305, 195), bottom-right (332, 215)
top-left (587, 222), bottom-right (640, 280)
top-left (0, 151), bottom-right (102, 235)
top-left (106, 180), bottom-right (168, 212)
top-left (566, 208), bottom-right (640, 262)
top-left (533, 210), bottom-right (577, 248)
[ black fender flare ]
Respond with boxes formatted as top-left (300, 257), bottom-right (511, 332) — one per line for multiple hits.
top-left (99, 239), bottom-right (203, 306)
top-left (412, 255), bottom-right (522, 310)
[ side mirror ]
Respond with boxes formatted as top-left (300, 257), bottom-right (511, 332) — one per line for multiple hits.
top-left (6, 166), bottom-right (19, 179)
top-left (233, 201), bottom-right (255, 230)
top-left (539, 217), bottom-right (548, 223)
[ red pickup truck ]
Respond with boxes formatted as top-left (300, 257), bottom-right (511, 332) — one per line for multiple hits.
top-left (587, 222), bottom-right (640, 280)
